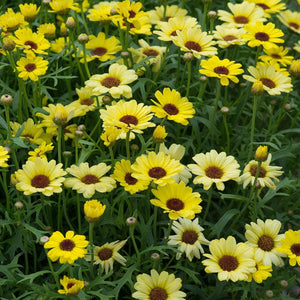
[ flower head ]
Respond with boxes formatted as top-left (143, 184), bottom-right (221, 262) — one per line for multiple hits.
top-left (168, 217), bottom-right (209, 261)
top-left (19, 3), bottom-right (40, 22)
top-left (0, 146), bottom-right (10, 168)
top-left (202, 236), bottom-right (256, 282)
top-left (49, 0), bottom-right (76, 14)
top-left (148, 5), bottom-right (188, 25)
top-left (153, 125), bottom-right (167, 143)
top-left (0, 8), bottom-right (27, 32)
top-left (247, 0), bottom-right (286, 18)
top-left (278, 10), bottom-right (300, 35)
top-left (44, 231), bottom-right (89, 264)
top-left (254, 145), bottom-right (268, 162)
top-left (28, 142), bottom-right (54, 161)
top-left (213, 24), bottom-right (246, 48)
top-left (188, 150), bottom-right (241, 191)
top-left (58, 276), bottom-right (84, 295)
top-left (84, 199), bottom-right (106, 222)
top-left (132, 269), bottom-right (186, 300)
top-left (247, 257), bottom-right (273, 284)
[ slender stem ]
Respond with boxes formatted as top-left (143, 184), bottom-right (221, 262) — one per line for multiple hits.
top-left (129, 225), bottom-right (140, 266)
top-left (203, 188), bottom-right (213, 223)
top-left (0, 172), bottom-right (10, 213)
top-left (248, 95), bottom-right (259, 161)
top-left (57, 125), bottom-right (63, 164)
top-left (109, 146), bottom-right (115, 167)
top-left (153, 206), bottom-right (158, 243)
top-left (82, 43), bottom-right (91, 78)
top-left (80, 1), bottom-right (89, 34)
top-left (89, 222), bottom-right (94, 277)
top-left (249, 161), bottom-right (262, 203)
top-left (254, 45), bottom-right (262, 66)
top-left (165, 220), bottom-right (174, 243)
top-left (186, 61), bottom-right (192, 98)
top-left (57, 193), bottom-right (62, 231)
top-left (223, 115), bottom-right (230, 153)
top-left (46, 255), bottom-right (60, 288)
top-left (202, 3), bottom-right (209, 31)
top-left (125, 131), bottom-right (131, 161)
top-left (77, 194), bottom-right (82, 234)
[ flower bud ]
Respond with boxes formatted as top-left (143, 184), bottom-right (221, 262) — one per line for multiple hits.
top-left (0, 94), bottom-right (13, 106)
top-left (183, 52), bottom-right (194, 62)
top-left (2, 36), bottom-right (15, 51)
top-left (280, 280), bottom-right (288, 288)
top-left (63, 151), bottom-right (72, 158)
top-left (251, 80), bottom-right (264, 95)
top-left (78, 33), bottom-right (89, 44)
top-left (40, 236), bottom-right (49, 245)
top-left (153, 125), bottom-right (167, 143)
top-left (254, 145), bottom-right (268, 162)
top-left (131, 144), bottom-right (139, 152)
top-left (75, 130), bottom-right (83, 137)
top-left (53, 105), bottom-right (68, 126)
top-left (289, 59), bottom-right (300, 77)
top-left (265, 290), bottom-right (273, 298)
top-left (207, 11), bottom-right (217, 19)
top-left (126, 216), bottom-right (137, 226)
top-left (121, 51), bottom-right (130, 58)
top-left (220, 106), bottom-right (230, 114)
top-left (84, 199), bottom-right (106, 223)
top-left (66, 17), bottom-right (76, 29)
top-left (240, 82), bottom-right (247, 88)
top-left (284, 103), bottom-right (291, 111)
top-left (102, 95), bottom-right (111, 104)
top-left (45, 226), bottom-right (52, 231)
top-left (77, 124), bottom-right (85, 131)
top-left (151, 252), bottom-right (160, 261)
top-left (15, 201), bottom-right (24, 209)
top-left (199, 75), bottom-right (207, 82)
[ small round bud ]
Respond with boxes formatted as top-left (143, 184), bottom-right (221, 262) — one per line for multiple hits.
top-left (280, 280), bottom-right (288, 288)
top-left (4, 146), bottom-right (11, 153)
top-left (110, 8), bottom-right (117, 15)
top-left (10, 174), bottom-right (18, 186)
top-left (288, 210), bottom-right (293, 215)
top-left (75, 130), bottom-right (83, 137)
top-left (77, 124), bottom-right (85, 131)
top-left (84, 281), bottom-right (90, 287)
top-left (183, 52), bottom-right (194, 62)
top-left (207, 11), bottom-right (217, 19)
top-left (42, 0), bottom-right (51, 4)
top-left (265, 290), bottom-right (273, 298)
top-left (121, 51), bottom-right (130, 58)
top-left (240, 82), bottom-right (247, 88)
top-left (220, 106), bottom-right (230, 114)
top-left (199, 75), bottom-right (207, 82)
top-left (269, 100), bottom-right (276, 105)
top-left (284, 103), bottom-right (291, 111)
top-left (63, 151), bottom-right (72, 158)
top-left (151, 252), bottom-right (160, 261)
top-left (40, 236), bottom-right (49, 245)
top-left (131, 144), bottom-right (139, 151)
top-left (102, 95), bottom-right (111, 104)
top-left (126, 217), bottom-right (137, 226)
top-left (78, 33), bottom-right (89, 44)
top-left (15, 201), bottom-right (24, 209)
top-left (153, 125), bottom-right (167, 143)
top-left (1, 94), bottom-right (13, 106)
top-left (2, 37), bottom-right (15, 51)
top-left (53, 105), bottom-right (68, 126)
top-left (255, 145), bottom-right (268, 162)
top-left (66, 17), bottom-right (76, 29)
top-left (45, 226), bottom-right (52, 231)
top-left (289, 59), bottom-right (300, 77)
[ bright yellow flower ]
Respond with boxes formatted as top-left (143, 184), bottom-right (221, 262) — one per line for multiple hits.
top-left (247, 259), bottom-right (273, 284)
top-left (84, 199), bottom-right (106, 222)
top-left (49, 0), bottom-right (76, 15)
top-left (44, 231), bottom-right (89, 264)
top-left (19, 3), bottom-right (40, 22)
top-left (0, 8), bottom-right (27, 32)
top-left (58, 276), bottom-right (84, 295)
top-left (87, 1), bottom-right (117, 24)
top-left (0, 146), bottom-right (9, 168)
top-left (28, 142), bottom-right (54, 161)
top-left (213, 24), bottom-right (246, 48)
top-left (148, 5), bottom-right (188, 25)
top-left (259, 45), bottom-right (293, 67)
top-left (278, 10), bottom-right (300, 35)
top-left (254, 145), bottom-right (268, 162)
top-left (153, 125), bottom-right (167, 143)
top-left (247, 0), bottom-right (286, 18)
top-left (100, 127), bottom-right (122, 147)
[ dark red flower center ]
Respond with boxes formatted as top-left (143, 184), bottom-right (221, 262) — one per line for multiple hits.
top-left (255, 32), bottom-right (269, 41)
top-left (98, 248), bottom-right (113, 260)
top-left (60, 239), bottom-right (75, 251)
top-left (223, 35), bottom-right (237, 41)
top-left (289, 22), bottom-right (299, 30)
top-left (125, 173), bottom-right (138, 185)
top-left (250, 165), bottom-right (266, 177)
top-left (257, 3), bottom-right (269, 10)
top-left (271, 54), bottom-right (281, 59)
top-left (67, 283), bottom-right (75, 289)
top-left (80, 98), bottom-right (95, 106)
top-left (214, 66), bottom-right (229, 75)
top-left (185, 41), bottom-right (201, 52)
top-left (148, 167), bottom-right (166, 179)
top-left (260, 78), bottom-right (276, 89)
top-left (25, 40), bottom-right (38, 50)
top-left (219, 255), bottom-right (239, 271)
top-left (128, 10), bottom-right (136, 18)
top-left (258, 235), bottom-right (274, 251)
top-left (31, 175), bottom-right (50, 188)
top-left (150, 287), bottom-right (168, 300)
top-left (163, 103), bottom-right (179, 115)
top-left (143, 49), bottom-right (159, 56)
top-left (171, 30), bottom-right (177, 36)
top-left (25, 63), bottom-right (36, 72)
top-left (101, 76), bottom-right (120, 88)
top-left (166, 198), bottom-right (184, 211)
top-left (119, 115), bottom-right (138, 126)
top-left (182, 231), bottom-right (198, 244)
top-left (234, 16), bottom-right (249, 24)
top-left (291, 244), bottom-right (300, 256)
top-left (81, 174), bottom-right (99, 184)
top-left (205, 166), bottom-right (223, 179)
top-left (90, 47), bottom-right (107, 56)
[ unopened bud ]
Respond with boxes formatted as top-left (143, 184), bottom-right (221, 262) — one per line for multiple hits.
top-left (151, 252), bottom-right (160, 261)
top-left (42, 0), bottom-right (51, 4)
top-left (220, 106), bottom-right (230, 114)
top-left (66, 17), bottom-right (76, 29)
top-left (254, 146), bottom-right (268, 162)
top-left (45, 226), bottom-right (52, 231)
top-left (84, 281), bottom-right (89, 287)
top-left (15, 201), bottom-right (24, 209)
top-left (289, 59), bottom-right (300, 77)
top-left (240, 82), bottom-right (247, 88)
top-left (110, 8), bottom-right (117, 15)
top-left (183, 52), bottom-right (194, 62)
top-left (251, 80), bottom-right (264, 95)
top-left (199, 75), bottom-right (207, 82)
top-left (284, 103), bottom-right (291, 111)
top-left (0, 94), bottom-right (13, 106)
top-left (126, 216), bottom-right (137, 226)
top-left (63, 151), bottom-right (72, 157)
top-left (121, 51), bottom-right (130, 58)
top-left (288, 210), bottom-right (293, 215)
top-left (265, 290), bottom-right (273, 298)
top-left (77, 124), bottom-right (85, 131)
top-left (153, 125), bottom-right (167, 143)
top-left (270, 100), bottom-right (276, 105)
top-left (78, 33), bottom-right (89, 44)
top-left (102, 95), bottom-right (111, 104)
top-left (53, 105), bottom-right (68, 126)
top-left (75, 130), bottom-right (83, 137)
top-left (207, 11), bottom-right (217, 19)
top-left (40, 236), bottom-right (49, 245)
top-left (131, 144), bottom-right (139, 151)
top-left (4, 146), bottom-right (11, 153)
top-left (2, 36), bottom-right (15, 51)
top-left (280, 280), bottom-right (288, 288)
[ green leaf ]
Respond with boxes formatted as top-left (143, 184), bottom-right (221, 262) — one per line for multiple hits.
top-left (0, 115), bottom-right (8, 130)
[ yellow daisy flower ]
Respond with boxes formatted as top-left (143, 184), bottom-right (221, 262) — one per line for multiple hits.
top-left (188, 150), bottom-right (241, 191)
top-left (217, 1), bottom-right (266, 28)
top-left (44, 230), bottom-right (89, 264)
top-left (245, 219), bottom-right (286, 266)
top-left (28, 142), bottom-right (54, 161)
top-left (51, 37), bottom-right (69, 54)
top-left (13, 27), bottom-right (50, 55)
top-left (278, 10), bottom-right (300, 35)
top-left (0, 8), bottom-right (27, 32)
top-left (259, 45), bottom-right (293, 67)
top-left (168, 217), bottom-right (209, 261)
top-left (16, 52), bottom-right (48, 81)
top-left (154, 16), bottom-right (200, 42)
top-left (172, 27), bottom-right (217, 59)
top-left (132, 269), bottom-right (186, 300)
top-left (151, 88), bottom-right (195, 125)
top-left (100, 126), bottom-right (122, 147)
top-left (49, 0), bottom-right (76, 15)
top-left (199, 56), bottom-right (244, 86)
top-left (247, 0), bottom-right (286, 18)
top-left (131, 151), bottom-right (184, 186)
top-left (0, 146), bottom-right (9, 168)
top-left (85, 63), bottom-right (138, 99)
top-left (80, 32), bottom-right (121, 63)
top-left (202, 236), bottom-right (256, 282)
top-left (10, 118), bottom-right (52, 145)
top-left (14, 158), bottom-right (66, 196)
top-left (289, 59), bottom-right (300, 77)
top-left (86, 240), bottom-right (127, 274)
top-left (37, 23), bottom-right (56, 40)
top-left (64, 162), bottom-right (116, 199)
top-left (84, 199), bottom-right (106, 223)
top-left (87, 2), bottom-right (117, 24)
top-left (240, 153), bottom-right (283, 189)
top-left (19, 3), bottom-right (40, 22)
top-left (148, 5), bottom-right (188, 25)
top-left (247, 259), bottom-right (273, 284)
top-left (100, 99), bottom-right (155, 134)
top-left (150, 181), bottom-right (202, 220)
top-left (243, 63), bottom-right (293, 95)
top-left (58, 276), bottom-right (84, 296)
top-left (72, 0), bottom-right (90, 13)
top-left (242, 21), bottom-right (284, 49)
top-left (213, 24), bottom-right (246, 48)
top-left (153, 125), bottom-right (167, 143)
top-left (277, 229), bottom-right (300, 266)
top-left (112, 159), bottom-right (150, 194)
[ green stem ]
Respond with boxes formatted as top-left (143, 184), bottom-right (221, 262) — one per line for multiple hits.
top-left (223, 115), bottom-right (230, 154)
top-left (186, 61), bottom-right (192, 98)
top-left (89, 222), bottom-right (94, 277)
top-left (0, 171), bottom-right (10, 213)
top-left (82, 43), bottom-right (91, 78)
top-left (153, 206), bottom-right (158, 243)
top-left (248, 95), bottom-right (259, 161)
top-left (80, 1), bottom-right (89, 34)
top-left (109, 146), bottom-right (115, 167)
top-left (125, 131), bottom-right (131, 161)
top-left (203, 188), bottom-right (213, 223)
top-left (47, 255), bottom-right (60, 288)
top-left (129, 225), bottom-right (140, 266)
top-left (202, 3), bottom-right (209, 31)
top-left (165, 220), bottom-right (174, 243)
top-left (57, 125), bottom-right (63, 164)
top-left (77, 194), bottom-right (82, 234)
